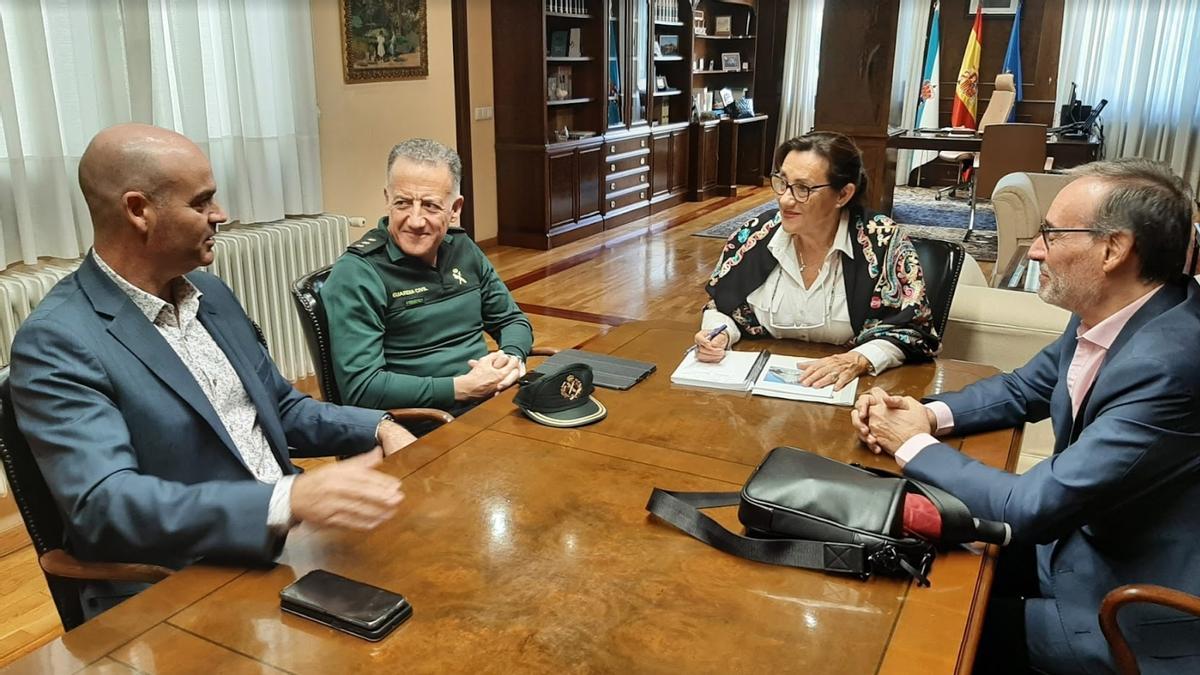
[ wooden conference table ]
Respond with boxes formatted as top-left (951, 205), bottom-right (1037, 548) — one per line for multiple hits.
top-left (7, 321), bottom-right (1020, 675)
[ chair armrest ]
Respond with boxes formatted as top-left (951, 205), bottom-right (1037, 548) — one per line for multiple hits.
top-left (531, 347), bottom-right (559, 356)
top-left (386, 408), bottom-right (455, 426)
top-left (40, 549), bottom-right (172, 584)
top-left (1100, 584), bottom-right (1200, 675)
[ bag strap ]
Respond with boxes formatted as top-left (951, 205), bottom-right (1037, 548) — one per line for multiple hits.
top-left (645, 488), bottom-right (869, 576)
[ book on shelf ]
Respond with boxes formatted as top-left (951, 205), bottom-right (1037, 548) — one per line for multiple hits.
top-left (549, 30), bottom-right (569, 57)
top-left (568, 28), bottom-right (582, 57)
top-left (670, 351), bottom-right (858, 406)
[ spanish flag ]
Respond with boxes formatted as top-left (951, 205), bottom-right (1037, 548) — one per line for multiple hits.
top-left (951, 4), bottom-right (983, 128)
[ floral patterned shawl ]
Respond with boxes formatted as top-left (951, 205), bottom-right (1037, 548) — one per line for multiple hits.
top-left (704, 206), bottom-right (940, 361)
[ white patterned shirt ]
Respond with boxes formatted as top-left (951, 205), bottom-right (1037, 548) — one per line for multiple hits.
top-left (92, 252), bottom-right (295, 532)
top-left (702, 212), bottom-right (904, 374)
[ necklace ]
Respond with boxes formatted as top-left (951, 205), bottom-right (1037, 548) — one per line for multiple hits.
top-left (797, 250), bottom-right (806, 274)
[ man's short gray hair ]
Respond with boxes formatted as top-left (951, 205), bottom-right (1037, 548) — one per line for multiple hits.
top-left (1067, 158), bottom-right (1195, 284)
top-left (385, 138), bottom-right (463, 197)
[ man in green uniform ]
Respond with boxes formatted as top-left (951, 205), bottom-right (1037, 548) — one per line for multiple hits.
top-left (322, 139), bottom-right (533, 422)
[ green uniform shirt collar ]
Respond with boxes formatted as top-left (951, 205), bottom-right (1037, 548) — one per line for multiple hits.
top-left (376, 217), bottom-right (454, 265)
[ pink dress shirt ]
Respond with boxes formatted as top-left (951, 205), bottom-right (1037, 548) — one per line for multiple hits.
top-left (894, 286), bottom-right (1163, 467)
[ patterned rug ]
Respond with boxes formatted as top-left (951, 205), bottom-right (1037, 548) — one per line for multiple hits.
top-left (693, 187), bottom-right (998, 261)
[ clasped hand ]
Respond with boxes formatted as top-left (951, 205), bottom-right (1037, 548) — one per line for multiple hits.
top-left (454, 350), bottom-right (524, 401)
top-left (850, 386), bottom-right (937, 456)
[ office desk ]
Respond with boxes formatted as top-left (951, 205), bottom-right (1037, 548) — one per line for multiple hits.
top-left (888, 129), bottom-right (1099, 162)
top-left (6, 321), bottom-right (1019, 675)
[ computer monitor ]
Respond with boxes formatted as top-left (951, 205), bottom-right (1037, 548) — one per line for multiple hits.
top-left (1059, 98), bottom-right (1107, 137)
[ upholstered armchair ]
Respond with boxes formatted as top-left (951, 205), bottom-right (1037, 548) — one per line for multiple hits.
top-left (990, 172), bottom-right (1075, 285)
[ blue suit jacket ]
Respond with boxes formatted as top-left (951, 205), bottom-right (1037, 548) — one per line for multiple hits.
top-left (9, 255), bottom-right (383, 590)
top-left (905, 277), bottom-right (1200, 674)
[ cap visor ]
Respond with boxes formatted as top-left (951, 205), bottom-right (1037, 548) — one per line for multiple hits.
top-left (521, 396), bottom-right (607, 428)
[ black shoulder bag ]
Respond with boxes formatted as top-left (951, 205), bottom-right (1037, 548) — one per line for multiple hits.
top-left (646, 447), bottom-right (1009, 586)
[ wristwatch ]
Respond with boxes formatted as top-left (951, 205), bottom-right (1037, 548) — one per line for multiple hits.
top-left (375, 412), bottom-right (395, 444)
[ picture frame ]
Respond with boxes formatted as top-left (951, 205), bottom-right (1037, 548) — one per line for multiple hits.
top-left (340, 0), bottom-right (428, 83)
top-left (655, 75), bottom-right (669, 91)
top-left (721, 52), bottom-right (741, 72)
top-left (659, 34), bottom-right (680, 56)
top-left (715, 15), bottom-right (732, 36)
top-left (968, 0), bottom-right (1021, 15)
top-left (693, 9), bottom-right (706, 34)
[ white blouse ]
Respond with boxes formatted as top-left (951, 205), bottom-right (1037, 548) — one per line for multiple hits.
top-left (702, 212), bottom-right (904, 375)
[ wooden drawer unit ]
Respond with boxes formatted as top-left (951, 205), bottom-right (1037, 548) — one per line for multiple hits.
top-left (606, 150), bottom-right (649, 175)
top-left (605, 135), bottom-right (649, 157)
top-left (606, 185), bottom-right (649, 212)
top-left (607, 169), bottom-right (649, 195)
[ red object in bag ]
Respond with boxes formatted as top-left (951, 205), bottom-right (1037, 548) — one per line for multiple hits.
top-left (903, 493), bottom-right (943, 541)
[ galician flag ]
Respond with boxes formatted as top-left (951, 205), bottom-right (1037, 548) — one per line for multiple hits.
top-left (951, 3), bottom-right (983, 128)
top-left (1002, 1), bottom-right (1024, 121)
top-left (913, 2), bottom-right (942, 168)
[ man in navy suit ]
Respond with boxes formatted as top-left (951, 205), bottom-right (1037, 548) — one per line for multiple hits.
top-left (853, 159), bottom-right (1200, 674)
top-left (10, 124), bottom-right (417, 618)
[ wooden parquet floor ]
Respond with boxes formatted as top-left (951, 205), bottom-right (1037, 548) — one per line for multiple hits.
top-left (0, 187), bottom-right (791, 667)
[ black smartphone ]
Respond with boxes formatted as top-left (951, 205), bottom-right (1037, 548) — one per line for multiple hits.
top-left (280, 569), bottom-right (412, 641)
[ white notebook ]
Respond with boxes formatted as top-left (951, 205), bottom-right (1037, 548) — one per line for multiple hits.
top-left (670, 350), bottom-right (770, 391)
top-left (750, 354), bottom-right (858, 406)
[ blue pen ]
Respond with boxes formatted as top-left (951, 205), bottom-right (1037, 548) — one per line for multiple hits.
top-left (685, 324), bottom-right (728, 355)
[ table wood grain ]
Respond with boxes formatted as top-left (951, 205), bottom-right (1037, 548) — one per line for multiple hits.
top-left (4, 321), bottom-right (1017, 675)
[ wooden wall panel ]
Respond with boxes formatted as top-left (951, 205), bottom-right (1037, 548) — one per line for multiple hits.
top-left (937, 0), bottom-right (1064, 126)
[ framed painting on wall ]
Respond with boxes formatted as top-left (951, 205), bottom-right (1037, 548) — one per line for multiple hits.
top-left (968, 0), bottom-right (1020, 16)
top-left (340, 0), bottom-right (429, 83)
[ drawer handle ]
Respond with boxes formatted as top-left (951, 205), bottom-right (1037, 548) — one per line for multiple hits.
top-left (610, 200), bottom-right (616, 208)
top-left (639, 191), bottom-right (645, 199)
top-left (640, 175), bottom-right (646, 183)
top-left (641, 140), bottom-right (646, 147)
top-left (610, 145), bottom-right (616, 153)
top-left (640, 158), bottom-right (646, 165)
top-left (610, 164), bottom-right (616, 172)
top-left (610, 183), bottom-right (616, 190)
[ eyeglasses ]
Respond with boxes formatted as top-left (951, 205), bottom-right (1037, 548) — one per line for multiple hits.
top-left (1037, 222), bottom-right (1105, 248)
top-left (770, 173), bottom-right (831, 203)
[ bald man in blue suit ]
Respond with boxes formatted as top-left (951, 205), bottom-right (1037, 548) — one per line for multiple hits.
top-left (10, 124), bottom-right (417, 618)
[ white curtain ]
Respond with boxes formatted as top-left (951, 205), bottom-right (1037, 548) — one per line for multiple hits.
top-left (0, 0), bottom-right (323, 271)
top-left (891, 0), bottom-right (934, 185)
top-left (776, 0), bottom-right (825, 146)
top-left (1057, 0), bottom-right (1200, 191)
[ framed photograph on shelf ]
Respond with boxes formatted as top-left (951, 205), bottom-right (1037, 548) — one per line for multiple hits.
top-left (655, 75), bottom-right (669, 91)
top-left (721, 52), bottom-right (741, 72)
top-left (693, 10), bottom-right (706, 34)
top-left (339, 0), bottom-right (428, 83)
top-left (968, 0), bottom-right (1021, 15)
top-left (659, 34), bottom-right (680, 56)
top-left (714, 15), bottom-right (732, 36)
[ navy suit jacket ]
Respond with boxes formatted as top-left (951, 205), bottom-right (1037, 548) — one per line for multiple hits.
top-left (905, 277), bottom-right (1200, 674)
top-left (9, 255), bottom-right (383, 590)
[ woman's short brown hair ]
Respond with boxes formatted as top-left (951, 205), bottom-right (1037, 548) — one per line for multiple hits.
top-left (773, 131), bottom-right (867, 209)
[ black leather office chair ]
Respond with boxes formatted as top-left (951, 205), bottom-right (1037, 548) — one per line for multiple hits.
top-left (909, 237), bottom-right (966, 339)
top-left (0, 368), bottom-right (171, 631)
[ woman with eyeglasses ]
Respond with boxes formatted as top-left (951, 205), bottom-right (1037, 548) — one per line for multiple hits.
top-left (695, 131), bottom-right (940, 390)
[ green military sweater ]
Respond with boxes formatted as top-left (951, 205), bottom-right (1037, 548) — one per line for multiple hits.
top-left (322, 221), bottom-right (533, 409)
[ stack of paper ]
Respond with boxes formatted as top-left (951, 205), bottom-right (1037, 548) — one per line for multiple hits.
top-left (670, 350), bottom-right (769, 391)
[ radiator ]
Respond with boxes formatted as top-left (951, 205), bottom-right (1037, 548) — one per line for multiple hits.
top-left (0, 259), bottom-right (84, 367)
top-left (0, 215), bottom-right (350, 382)
top-left (207, 215), bottom-right (351, 381)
